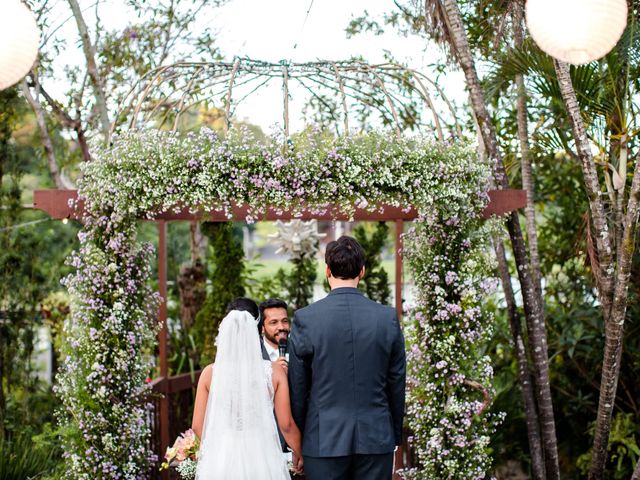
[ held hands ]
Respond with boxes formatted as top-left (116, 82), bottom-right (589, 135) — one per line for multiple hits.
top-left (291, 452), bottom-right (304, 476)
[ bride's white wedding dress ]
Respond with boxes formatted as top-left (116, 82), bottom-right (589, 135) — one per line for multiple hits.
top-left (195, 310), bottom-right (290, 480)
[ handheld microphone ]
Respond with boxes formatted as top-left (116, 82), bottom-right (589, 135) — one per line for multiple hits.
top-left (278, 338), bottom-right (288, 358)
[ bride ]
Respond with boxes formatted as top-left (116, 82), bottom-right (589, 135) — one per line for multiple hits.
top-left (191, 308), bottom-right (303, 479)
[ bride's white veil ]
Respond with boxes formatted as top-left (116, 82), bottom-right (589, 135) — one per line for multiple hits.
top-left (195, 309), bottom-right (288, 479)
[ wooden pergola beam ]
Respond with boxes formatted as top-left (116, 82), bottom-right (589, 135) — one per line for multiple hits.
top-left (33, 188), bottom-right (526, 221)
top-left (34, 187), bottom-right (525, 475)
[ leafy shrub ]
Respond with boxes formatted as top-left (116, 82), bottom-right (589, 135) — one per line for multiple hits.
top-left (353, 221), bottom-right (391, 304)
top-left (0, 434), bottom-right (58, 480)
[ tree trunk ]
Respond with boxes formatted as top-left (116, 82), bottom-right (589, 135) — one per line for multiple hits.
top-left (20, 80), bottom-right (65, 189)
top-left (0, 337), bottom-right (5, 441)
top-left (513, 0), bottom-right (542, 296)
top-left (588, 158), bottom-right (640, 479)
top-left (552, 59), bottom-right (638, 480)
top-left (177, 259), bottom-right (206, 331)
top-left (177, 221), bottom-right (208, 330)
top-left (495, 240), bottom-right (546, 480)
top-left (632, 457), bottom-right (640, 480)
top-left (512, 10), bottom-right (547, 473)
top-left (190, 221), bottom-right (207, 262)
top-left (553, 60), bottom-right (614, 313)
top-left (512, 8), bottom-right (547, 471)
top-left (439, 1), bottom-right (560, 477)
top-left (67, 0), bottom-right (111, 140)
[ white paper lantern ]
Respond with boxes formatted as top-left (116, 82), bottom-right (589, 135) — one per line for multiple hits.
top-left (526, 0), bottom-right (627, 65)
top-left (0, 0), bottom-right (40, 90)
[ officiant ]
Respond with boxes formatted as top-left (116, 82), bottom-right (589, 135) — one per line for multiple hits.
top-left (259, 298), bottom-right (291, 371)
top-left (259, 298), bottom-right (293, 458)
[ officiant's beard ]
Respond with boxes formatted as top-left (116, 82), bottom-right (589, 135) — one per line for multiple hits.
top-left (263, 328), bottom-right (288, 347)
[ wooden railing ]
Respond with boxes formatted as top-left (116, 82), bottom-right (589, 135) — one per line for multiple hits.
top-left (148, 370), bottom-right (417, 479)
top-left (149, 370), bottom-right (203, 480)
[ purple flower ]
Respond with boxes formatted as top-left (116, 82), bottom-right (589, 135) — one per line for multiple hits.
top-left (444, 271), bottom-right (457, 285)
top-left (125, 28), bottom-right (138, 40)
top-left (446, 303), bottom-right (462, 315)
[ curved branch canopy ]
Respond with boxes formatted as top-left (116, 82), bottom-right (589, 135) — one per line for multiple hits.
top-left (111, 59), bottom-right (461, 141)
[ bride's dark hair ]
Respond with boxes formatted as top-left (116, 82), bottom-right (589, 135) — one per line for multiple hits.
top-left (225, 297), bottom-right (259, 320)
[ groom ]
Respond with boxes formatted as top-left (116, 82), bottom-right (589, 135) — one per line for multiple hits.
top-left (288, 236), bottom-right (406, 480)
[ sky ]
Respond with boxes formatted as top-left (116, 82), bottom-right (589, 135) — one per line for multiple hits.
top-left (206, 0), bottom-right (466, 131)
top-left (44, 0), bottom-right (467, 133)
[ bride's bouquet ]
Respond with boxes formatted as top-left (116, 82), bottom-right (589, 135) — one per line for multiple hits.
top-left (160, 429), bottom-right (200, 479)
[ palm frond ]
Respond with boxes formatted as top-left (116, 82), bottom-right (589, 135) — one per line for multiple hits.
top-left (485, 40), bottom-right (612, 119)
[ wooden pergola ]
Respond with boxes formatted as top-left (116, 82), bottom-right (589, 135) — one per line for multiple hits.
top-left (34, 187), bottom-right (525, 477)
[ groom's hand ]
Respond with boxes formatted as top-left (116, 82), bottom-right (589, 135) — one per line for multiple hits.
top-left (274, 357), bottom-right (288, 375)
top-left (292, 453), bottom-right (304, 475)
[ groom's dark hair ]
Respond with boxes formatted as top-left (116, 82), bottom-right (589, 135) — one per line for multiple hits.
top-left (325, 236), bottom-right (365, 280)
top-left (225, 297), bottom-right (259, 320)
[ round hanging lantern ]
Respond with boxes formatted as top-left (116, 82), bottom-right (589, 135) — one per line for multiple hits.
top-left (0, 0), bottom-right (40, 90)
top-left (526, 0), bottom-right (627, 65)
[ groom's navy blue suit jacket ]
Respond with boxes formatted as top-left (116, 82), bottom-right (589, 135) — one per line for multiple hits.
top-left (288, 287), bottom-right (406, 458)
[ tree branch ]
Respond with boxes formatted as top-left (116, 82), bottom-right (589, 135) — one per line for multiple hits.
top-left (462, 379), bottom-right (492, 415)
top-left (67, 0), bottom-right (111, 140)
top-left (20, 79), bottom-right (65, 189)
top-left (33, 82), bottom-right (77, 129)
top-left (27, 77), bottom-right (91, 163)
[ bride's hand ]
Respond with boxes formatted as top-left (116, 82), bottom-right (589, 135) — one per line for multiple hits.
top-left (273, 357), bottom-right (288, 375)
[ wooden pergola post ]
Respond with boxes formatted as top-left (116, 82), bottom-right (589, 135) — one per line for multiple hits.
top-left (393, 220), bottom-right (404, 477)
top-left (157, 221), bottom-right (170, 478)
top-left (395, 219), bottom-right (403, 320)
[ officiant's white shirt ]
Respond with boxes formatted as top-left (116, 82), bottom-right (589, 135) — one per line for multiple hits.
top-left (263, 338), bottom-right (279, 361)
top-left (262, 338), bottom-right (293, 463)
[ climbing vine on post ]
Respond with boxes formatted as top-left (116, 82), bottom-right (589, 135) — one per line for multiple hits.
top-left (400, 194), bottom-right (503, 479)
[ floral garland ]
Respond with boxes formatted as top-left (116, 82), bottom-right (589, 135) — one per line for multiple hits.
top-left (57, 127), bottom-right (499, 478)
top-left (400, 201), bottom-right (503, 478)
top-left (57, 218), bottom-right (160, 479)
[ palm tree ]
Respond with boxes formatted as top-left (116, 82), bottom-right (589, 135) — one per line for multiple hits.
top-left (487, 7), bottom-right (640, 476)
top-left (435, 1), bottom-right (561, 478)
top-left (632, 457), bottom-right (640, 480)
top-left (511, 5), bottom-right (547, 478)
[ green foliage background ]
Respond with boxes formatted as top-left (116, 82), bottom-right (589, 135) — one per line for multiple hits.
top-left (193, 222), bottom-right (247, 365)
top-left (354, 221), bottom-right (392, 305)
top-left (0, 88), bottom-right (75, 478)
